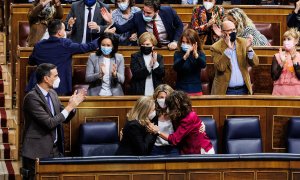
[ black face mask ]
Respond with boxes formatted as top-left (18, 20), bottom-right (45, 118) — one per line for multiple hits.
top-left (229, 32), bottom-right (236, 42)
top-left (140, 46), bottom-right (153, 55)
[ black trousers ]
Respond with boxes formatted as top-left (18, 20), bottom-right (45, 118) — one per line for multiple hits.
top-left (21, 157), bottom-right (35, 180)
top-left (21, 145), bottom-right (61, 180)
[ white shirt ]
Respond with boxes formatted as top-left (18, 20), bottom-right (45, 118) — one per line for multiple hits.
top-left (99, 57), bottom-right (112, 96)
top-left (155, 119), bottom-right (174, 146)
top-left (82, 4), bottom-right (96, 44)
top-left (146, 15), bottom-right (170, 44)
top-left (143, 54), bottom-right (154, 96)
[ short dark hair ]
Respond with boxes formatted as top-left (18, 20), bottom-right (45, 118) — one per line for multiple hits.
top-left (96, 32), bottom-right (119, 57)
top-left (36, 63), bottom-right (57, 84)
top-left (144, 0), bottom-right (160, 12)
top-left (114, 0), bottom-right (135, 8)
top-left (165, 91), bottom-right (192, 123)
top-left (48, 19), bottom-right (63, 36)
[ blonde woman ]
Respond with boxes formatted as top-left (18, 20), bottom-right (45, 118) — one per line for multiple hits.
top-left (226, 8), bottom-right (269, 46)
top-left (115, 96), bottom-right (158, 155)
top-left (130, 32), bottom-right (165, 95)
top-left (271, 28), bottom-right (300, 95)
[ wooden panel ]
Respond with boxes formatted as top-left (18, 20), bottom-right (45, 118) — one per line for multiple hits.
top-left (133, 173), bottom-right (165, 180)
top-left (98, 174), bottom-right (131, 180)
top-left (62, 175), bottom-right (95, 180)
top-left (224, 172), bottom-right (254, 180)
top-left (292, 172), bottom-right (300, 180)
top-left (41, 177), bottom-right (59, 180)
top-left (257, 171), bottom-right (288, 180)
top-left (168, 173), bottom-right (186, 180)
top-left (189, 172), bottom-right (221, 180)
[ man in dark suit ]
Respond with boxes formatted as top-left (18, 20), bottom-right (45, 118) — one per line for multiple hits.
top-left (27, 19), bottom-right (98, 95)
top-left (21, 63), bottom-right (86, 180)
top-left (101, 0), bottom-right (183, 50)
top-left (65, 0), bottom-right (109, 43)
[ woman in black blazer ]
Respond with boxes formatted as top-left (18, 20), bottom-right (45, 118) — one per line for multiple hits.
top-left (130, 32), bottom-right (165, 95)
top-left (115, 96), bottom-right (158, 155)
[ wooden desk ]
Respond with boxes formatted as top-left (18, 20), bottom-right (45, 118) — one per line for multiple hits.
top-left (36, 154), bottom-right (300, 180)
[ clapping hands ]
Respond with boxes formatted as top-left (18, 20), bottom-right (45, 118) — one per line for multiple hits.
top-left (67, 89), bottom-right (86, 111)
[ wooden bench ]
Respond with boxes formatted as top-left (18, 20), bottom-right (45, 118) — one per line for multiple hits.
top-left (36, 154), bottom-right (300, 180)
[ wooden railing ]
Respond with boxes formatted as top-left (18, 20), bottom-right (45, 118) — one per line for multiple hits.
top-left (36, 154), bottom-right (300, 180)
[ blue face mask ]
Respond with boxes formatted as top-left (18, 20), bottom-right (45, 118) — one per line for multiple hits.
top-left (181, 43), bottom-right (192, 52)
top-left (101, 46), bottom-right (113, 55)
top-left (84, 0), bottom-right (96, 7)
top-left (142, 14), bottom-right (153, 22)
top-left (118, 1), bottom-right (129, 11)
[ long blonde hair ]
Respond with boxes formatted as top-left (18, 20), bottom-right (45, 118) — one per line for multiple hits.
top-left (127, 96), bottom-right (155, 126)
top-left (226, 8), bottom-right (255, 36)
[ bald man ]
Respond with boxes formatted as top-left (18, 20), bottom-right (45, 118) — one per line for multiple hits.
top-left (210, 20), bottom-right (259, 95)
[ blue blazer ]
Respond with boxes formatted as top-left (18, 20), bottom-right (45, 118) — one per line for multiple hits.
top-left (27, 36), bottom-right (98, 95)
top-left (113, 6), bottom-right (183, 42)
top-left (173, 50), bottom-right (206, 93)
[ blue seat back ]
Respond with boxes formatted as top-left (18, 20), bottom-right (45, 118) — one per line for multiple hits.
top-left (287, 117), bottom-right (300, 153)
top-left (224, 117), bottom-right (262, 154)
top-left (200, 116), bottom-right (218, 153)
top-left (79, 122), bottom-right (119, 156)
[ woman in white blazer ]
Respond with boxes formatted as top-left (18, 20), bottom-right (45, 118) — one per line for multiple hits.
top-left (85, 33), bottom-right (125, 96)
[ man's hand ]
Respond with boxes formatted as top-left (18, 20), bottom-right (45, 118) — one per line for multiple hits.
top-left (129, 33), bottom-right (138, 42)
top-left (68, 17), bottom-right (76, 28)
top-left (65, 90), bottom-right (86, 112)
top-left (212, 24), bottom-right (222, 37)
top-left (168, 42), bottom-right (178, 50)
top-left (88, 21), bottom-right (100, 31)
top-left (224, 33), bottom-right (233, 49)
top-left (101, 7), bottom-right (113, 25)
top-left (104, 27), bottom-right (116, 33)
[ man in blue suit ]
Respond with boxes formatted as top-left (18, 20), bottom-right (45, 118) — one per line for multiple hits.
top-left (27, 19), bottom-right (98, 95)
top-left (101, 0), bottom-right (183, 50)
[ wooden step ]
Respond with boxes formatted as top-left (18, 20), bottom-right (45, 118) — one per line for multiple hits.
top-left (0, 33), bottom-right (6, 65)
top-left (0, 129), bottom-right (16, 145)
top-left (2, 110), bottom-right (17, 129)
top-left (1, 65), bottom-right (11, 83)
top-left (0, 145), bottom-right (17, 160)
top-left (0, 160), bottom-right (21, 180)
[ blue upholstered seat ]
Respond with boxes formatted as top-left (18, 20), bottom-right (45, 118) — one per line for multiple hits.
top-left (223, 117), bottom-right (262, 154)
top-left (200, 116), bottom-right (218, 153)
top-left (287, 117), bottom-right (300, 153)
top-left (79, 122), bottom-right (119, 156)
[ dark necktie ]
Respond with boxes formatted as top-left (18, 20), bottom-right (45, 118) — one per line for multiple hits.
top-left (46, 93), bottom-right (57, 143)
top-left (86, 7), bottom-right (92, 43)
top-left (152, 19), bottom-right (160, 47)
top-left (46, 93), bottom-right (54, 115)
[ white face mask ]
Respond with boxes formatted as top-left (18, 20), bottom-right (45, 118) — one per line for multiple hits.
top-left (157, 98), bottom-right (166, 108)
top-left (148, 110), bottom-right (156, 120)
top-left (118, 1), bottom-right (129, 11)
top-left (203, 1), bottom-right (214, 10)
top-left (52, 77), bottom-right (60, 89)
